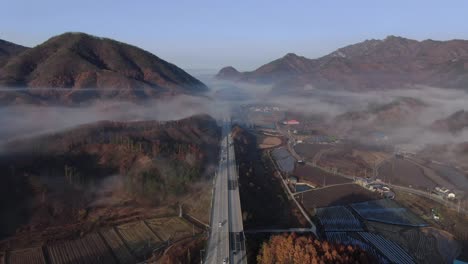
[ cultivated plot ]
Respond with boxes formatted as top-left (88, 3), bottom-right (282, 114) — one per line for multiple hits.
top-left (272, 147), bottom-right (295, 173)
top-left (351, 199), bottom-right (427, 227)
top-left (301, 184), bottom-right (380, 209)
top-left (7, 247), bottom-right (45, 264)
top-left (316, 206), bottom-right (363, 231)
top-left (378, 159), bottom-right (437, 190)
top-left (358, 232), bottom-right (414, 264)
top-left (100, 228), bottom-right (136, 264)
top-left (294, 165), bottom-right (352, 187)
top-left (47, 233), bottom-right (115, 264)
top-left (116, 221), bottom-right (162, 258)
top-left (145, 217), bottom-right (194, 241)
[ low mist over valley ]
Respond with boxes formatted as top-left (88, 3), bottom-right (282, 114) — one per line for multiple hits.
top-left (2, 6), bottom-right (468, 262)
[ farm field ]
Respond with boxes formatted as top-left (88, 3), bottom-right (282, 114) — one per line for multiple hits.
top-left (358, 232), bottom-right (414, 264)
top-left (428, 162), bottom-right (468, 194)
top-left (324, 232), bottom-right (388, 263)
top-left (294, 143), bottom-right (332, 161)
top-left (145, 217), bottom-right (194, 241)
top-left (351, 199), bottom-right (427, 226)
top-left (378, 158), bottom-right (437, 190)
top-left (394, 190), bottom-right (468, 260)
top-left (100, 228), bottom-right (136, 264)
top-left (367, 221), bottom-right (459, 264)
top-left (7, 247), bottom-right (45, 264)
top-left (271, 147), bottom-right (295, 173)
top-left (315, 206), bottom-right (363, 231)
top-left (301, 184), bottom-right (381, 209)
top-left (293, 165), bottom-right (352, 187)
top-left (318, 147), bottom-right (372, 177)
top-left (352, 149), bottom-right (390, 168)
top-left (116, 221), bottom-right (162, 258)
top-left (46, 233), bottom-right (115, 264)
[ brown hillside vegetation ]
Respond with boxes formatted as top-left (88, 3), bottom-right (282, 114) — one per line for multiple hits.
top-left (0, 114), bottom-right (219, 248)
top-left (0, 32), bottom-right (207, 104)
top-left (257, 233), bottom-right (374, 264)
top-left (0, 39), bottom-right (28, 67)
top-left (218, 36), bottom-right (468, 92)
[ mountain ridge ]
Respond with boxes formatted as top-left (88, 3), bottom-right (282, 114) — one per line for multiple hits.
top-left (0, 39), bottom-right (28, 67)
top-left (217, 36), bottom-right (468, 92)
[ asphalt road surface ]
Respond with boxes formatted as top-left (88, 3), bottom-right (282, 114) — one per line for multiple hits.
top-left (226, 126), bottom-right (247, 264)
top-left (205, 118), bottom-right (247, 264)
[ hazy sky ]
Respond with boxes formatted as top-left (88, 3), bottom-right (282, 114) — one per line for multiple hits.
top-left (2, 0), bottom-right (468, 71)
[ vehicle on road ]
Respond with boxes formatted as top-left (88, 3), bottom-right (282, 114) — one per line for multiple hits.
top-left (218, 221), bottom-right (223, 228)
top-left (223, 257), bottom-right (228, 264)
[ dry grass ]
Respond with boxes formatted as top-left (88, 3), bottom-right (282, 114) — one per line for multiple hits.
top-left (352, 149), bottom-right (390, 167)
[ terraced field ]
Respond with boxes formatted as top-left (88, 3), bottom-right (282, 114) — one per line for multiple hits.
top-left (351, 199), bottom-right (427, 227)
top-left (47, 233), bottom-right (115, 264)
top-left (7, 247), bottom-right (45, 264)
top-left (2, 217), bottom-right (196, 263)
top-left (116, 221), bottom-right (162, 258)
top-left (145, 217), bottom-right (194, 241)
top-left (316, 206), bottom-right (363, 231)
top-left (100, 228), bottom-right (136, 264)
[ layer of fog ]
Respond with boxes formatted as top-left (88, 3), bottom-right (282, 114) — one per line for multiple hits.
top-left (203, 77), bottom-right (468, 152)
top-left (1, 73), bottom-right (467, 155)
top-left (0, 94), bottom-right (230, 145)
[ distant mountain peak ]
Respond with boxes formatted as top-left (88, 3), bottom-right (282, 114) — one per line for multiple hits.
top-left (216, 66), bottom-right (241, 80)
top-left (283, 53), bottom-right (299, 58)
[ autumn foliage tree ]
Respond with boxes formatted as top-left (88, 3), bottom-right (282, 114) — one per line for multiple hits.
top-left (257, 233), bottom-right (373, 264)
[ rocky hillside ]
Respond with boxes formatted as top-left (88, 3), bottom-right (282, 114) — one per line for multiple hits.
top-left (217, 36), bottom-right (468, 92)
top-left (0, 39), bottom-right (28, 67)
top-left (0, 32), bottom-right (208, 104)
top-left (0, 114), bottom-right (220, 239)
